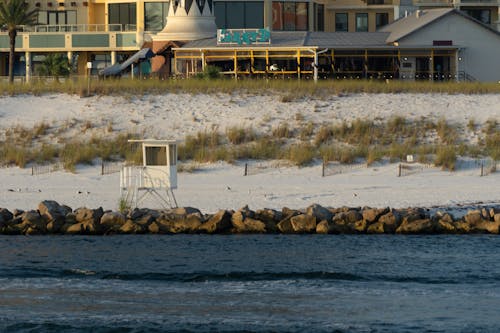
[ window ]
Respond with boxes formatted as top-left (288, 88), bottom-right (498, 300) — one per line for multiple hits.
top-left (335, 13), bottom-right (348, 32)
top-left (227, 2), bottom-right (245, 28)
top-left (375, 12), bottom-right (388, 29)
top-left (214, 1), bottom-right (263, 29)
top-left (108, 3), bottom-right (137, 30)
top-left (145, 147), bottom-right (166, 166)
top-left (272, 1), bottom-right (308, 31)
top-left (145, 2), bottom-right (168, 31)
top-left (314, 3), bottom-right (324, 31)
top-left (355, 13), bottom-right (368, 32)
top-left (462, 9), bottom-right (490, 24)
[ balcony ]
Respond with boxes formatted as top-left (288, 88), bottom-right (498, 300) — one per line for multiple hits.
top-left (0, 24), bottom-right (140, 52)
top-left (365, 0), bottom-right (395, 4)
top-left (413, 0), bottom-right (454, 6)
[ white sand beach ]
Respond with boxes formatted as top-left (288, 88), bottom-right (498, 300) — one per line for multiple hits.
top-left (0, 92), bottom-right (499, 213)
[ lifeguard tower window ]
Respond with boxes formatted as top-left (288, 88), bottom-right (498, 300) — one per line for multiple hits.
top-left (169, 144), bottom-right (177, 166)
top-left (145, 146), bottom-right (167, 165)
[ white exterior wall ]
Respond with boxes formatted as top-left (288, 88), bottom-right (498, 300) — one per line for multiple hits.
top-left (397, 13), bottom-right (500, 82)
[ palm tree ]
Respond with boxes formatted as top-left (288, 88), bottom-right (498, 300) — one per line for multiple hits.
top-left (37, 53), bottom-right (70, 81)
top-left (0, 0), bottom-right (38, 83)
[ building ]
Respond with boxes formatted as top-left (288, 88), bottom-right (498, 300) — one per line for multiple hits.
top-left (1, 0), bottom-right (500, 81)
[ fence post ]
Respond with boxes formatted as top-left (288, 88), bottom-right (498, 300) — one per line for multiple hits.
top-left (322, 160), bottom-right (325, 177)
top-left (398, 163), bottom-right (402, 177)
top-left (31, 166), bottom-right (34, 176)
top-left (244, 163), bottom-right (248, 176)
top-left (480, 162), bottom-right (483, 177)
top-left (101, 161), bottom-right (104, 175)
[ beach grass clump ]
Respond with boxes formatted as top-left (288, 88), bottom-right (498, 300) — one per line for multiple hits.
top-left (299, 121), bottom-right (315, 140)
top-left (366, 146), bottom-right (385, 165)
top-left (272, 122), bottom-right (293, 139)
top-left (436, 118), bottom-right (458, 145)
top-left (314, 124), bottom-right (334, 146)
top-left (320, 144), bottom-right (367, 164)
top-left (434, 146), bottom-right (457, 171)
top-left (286, 143), bottom-right (316, 166)
top-left (226, 126), bottom-right (256, 145)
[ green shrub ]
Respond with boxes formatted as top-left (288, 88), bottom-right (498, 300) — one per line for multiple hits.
top-left (435, 146), bottom-right (457, 171)
top-left (287, 143), bottom-right (316, 166)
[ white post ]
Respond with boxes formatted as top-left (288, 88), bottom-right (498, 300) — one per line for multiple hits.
top-left (25, 51), bottom-right (31, 83)
top-left (314, 50), bottom-right (318, 82)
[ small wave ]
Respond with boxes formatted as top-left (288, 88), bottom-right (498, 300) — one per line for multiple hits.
top-left (66, 268), bottom-right (97, 276)
top-left (101, 271), bottom-right (365, 282)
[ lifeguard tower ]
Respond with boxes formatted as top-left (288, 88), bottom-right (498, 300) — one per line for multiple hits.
top-left (120, 139), bottom-right (178, 209)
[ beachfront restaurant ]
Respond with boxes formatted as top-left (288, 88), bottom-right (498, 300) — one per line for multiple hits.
top-left (172, 29), bottom-right (460, 81)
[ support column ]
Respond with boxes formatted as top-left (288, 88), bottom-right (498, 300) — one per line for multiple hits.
top-left (25, 51), bottom-right (31, 83)
top-left (455, 49), bottom-right (460, 82)
top-left (263, 0), bottom-right (273, 30)
top-left (308, 1), bottom-right (314, 31)
top-left (313, 50), bottom-right (318, 82)
top-left (201, 51), bottom-right (206, 71)
top-left (430, 49), bottom-right (434, 81)
top-left (111, 51), bottom-right (117, 65)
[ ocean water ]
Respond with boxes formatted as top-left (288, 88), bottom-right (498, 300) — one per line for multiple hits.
top-left (1, 235), bottom-right (500, 333)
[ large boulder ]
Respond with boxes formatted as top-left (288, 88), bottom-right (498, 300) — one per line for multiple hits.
top-left (254, 208), bottom-right (281, 233)
top-left (362, 207), bottom-right (390, 224)
top-left (277, 216), bottom-right (294, 234)
top-left (100, 211), bottom-right (127, 232)
top-left (316, 220), bottom-right (330, 234)
top-left (306, 204), bottom-right (333, 222)
top-left (470, 220), bottom-right (500, 234)
top-left (464, 210), bottom-right (483, 226)
top-left (378, 211), bottom-right (402, 233)
top-left (0, 208), bottom-right (14, 225)
top-left (198, 210), bottom-right (232, 233)
top-left (366, 221), bottom-right (385, 234)
top-left (157, 213), bottom-right (203, 233)
top-left (290, 214), bottom-right (317, 233)
top-left (231, 207), bottom-right (266, 233)
top-left (65, 220), bottom-right (101, 234)
top-left (119, 220), bottom-right (144, 234)
top-left (74, 207), bottom-right (104, 224)
top-left (396, 218), bottom-right (435, 234)
top-left (21, 210), bottom-right (47, 233)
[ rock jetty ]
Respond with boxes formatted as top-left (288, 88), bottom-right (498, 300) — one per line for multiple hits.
top-left (1, 200), bottom-right (500, 235)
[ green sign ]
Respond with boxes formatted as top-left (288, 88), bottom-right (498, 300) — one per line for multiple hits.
top-left (217, 28), bottom-right (271, 45)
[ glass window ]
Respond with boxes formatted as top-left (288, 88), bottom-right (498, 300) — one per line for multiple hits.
top-left (226, 2), bottom-right (245, 28)
top-left (214, 2), bottom-right (226, 28)
top-left (37, 11), bottom-right (47, 25)
top-left (356, 13), bottom-right (368, 32)
top-left (273, 1), bottom-right (308, 31)
top-left (272, 2), bottom-right (283, 30)
top-left (335, 13), bottom-right (348, 32)
top-left (145, 2), bottom-right (168, 31)
top-left (109, 3), bottom-right (137, 30)
top-left (283, 2), bottom-right (295, 30)
top-left (375, 12), bottom-right (388, 29)
top-left (245, 2), bottom-right (264, 28)
top-left (463, 9), bottom-right (490, 24)
top-left (145, 147), bottom-right (166, 166)
top-left (295, 2), bottom-right (308, 31)
top-left (67, 10), bottom-right (77, 25)
top-left (315, 3), bottom-right (324, 31)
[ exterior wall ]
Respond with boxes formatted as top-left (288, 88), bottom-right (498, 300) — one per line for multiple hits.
top-left (397, 13), bottom-right (500, 82)
top-left (324, 0), bottom-right (399, 32)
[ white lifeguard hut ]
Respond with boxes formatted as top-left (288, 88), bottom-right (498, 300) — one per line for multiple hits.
top-left (120, 139), bottom-right (178, 209)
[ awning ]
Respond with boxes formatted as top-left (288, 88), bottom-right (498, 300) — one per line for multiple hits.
top-left (99, 48), bottom-right (155, 76)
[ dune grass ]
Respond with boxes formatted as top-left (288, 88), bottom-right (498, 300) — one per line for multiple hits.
top-left (2, 77), bottom-right (500, 97)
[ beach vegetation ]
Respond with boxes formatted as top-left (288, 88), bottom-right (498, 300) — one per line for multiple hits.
top-left (434, 146), bottom-right (457, 171)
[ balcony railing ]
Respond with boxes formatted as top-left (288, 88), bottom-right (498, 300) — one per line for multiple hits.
top-left (18, 24), bottom-right (136, 33)
top-left (414, 0), bottom-right (500, 5)
top-left (365, 0), bottom-right (394, 5)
